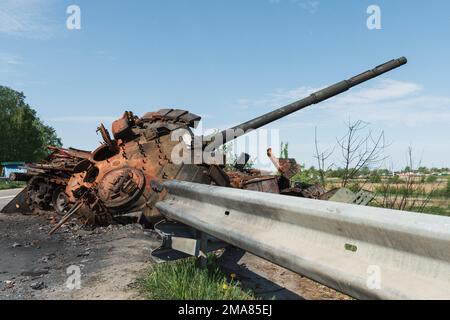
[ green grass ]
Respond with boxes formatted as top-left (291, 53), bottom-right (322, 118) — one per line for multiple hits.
top-left (0, 180), bottom-right (26, 190)
top-left (374, 185), bottom-right (450, 199)
top-left (371, 200), bottom-right (450, 217)
top-left (411, 205), bottom-right (450, 217)
top-left (138, 255), bottom-right (256, 300)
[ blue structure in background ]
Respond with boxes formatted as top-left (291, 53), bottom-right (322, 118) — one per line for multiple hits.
top-left (0, 162), bottom-right (26, 179)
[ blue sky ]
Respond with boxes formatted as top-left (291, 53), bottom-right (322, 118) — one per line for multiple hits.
top-left (1, 0), bottom-right (449, 170)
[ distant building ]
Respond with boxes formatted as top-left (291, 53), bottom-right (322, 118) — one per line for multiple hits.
top-left (398, 172), bottom-right (416, 178)
top-left (0, 162), bottom-right (26, 179)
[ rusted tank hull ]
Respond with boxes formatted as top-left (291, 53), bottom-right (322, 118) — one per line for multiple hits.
top-left (2, 109), bottom-right (212, 229)
top-left (0, 57), bottom-right (407, 233)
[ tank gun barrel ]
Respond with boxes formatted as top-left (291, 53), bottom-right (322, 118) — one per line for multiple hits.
top-left (207, 57), bottom-right (407, 150)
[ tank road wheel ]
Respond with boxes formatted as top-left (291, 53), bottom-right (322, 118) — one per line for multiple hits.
top-left (26, 176), bottom-right (54, 214)
top-left (52, 187), bottom-right (71, 215)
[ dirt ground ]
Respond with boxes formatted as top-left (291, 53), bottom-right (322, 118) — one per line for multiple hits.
top-left (0, 189), bottom-right (349, 300)
top-left (0, 212), bottom-right (158, 300)
top-left (218, 248), bottom-right (350, 300)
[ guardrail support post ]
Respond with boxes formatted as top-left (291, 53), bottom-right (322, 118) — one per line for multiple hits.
top-left (196, 230), bottom-right (208, 269)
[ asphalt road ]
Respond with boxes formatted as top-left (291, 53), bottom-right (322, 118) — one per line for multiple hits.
top-left (0, 188), bottom-right (22, 211)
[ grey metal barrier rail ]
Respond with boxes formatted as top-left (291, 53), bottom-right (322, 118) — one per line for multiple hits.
top-left (155, 180), bottom-right (450, 300)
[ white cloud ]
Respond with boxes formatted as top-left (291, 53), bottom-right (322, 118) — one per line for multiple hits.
top-left (269, 0), bottom-right (320, 14)
top-left (237, 86), bottom-right (319, 110)
top-left (322, 79), bottom-right (450, 127)
top-left (233, 78), bottom-right (450, 168)
top-left (337, 79), bottom-right (422, 105)
top-left (236, 78), bottom-right (450, 127)
top-left (47, 116), bottom-right (118, 124)
top-left (0, 53), bottom-right (23, 65)
top-left (295, 0), bottom-right (320, 14)
top-left (0, 52), bottom-right (24, 73)
top-left (0, 0), bottom-right (57, 39)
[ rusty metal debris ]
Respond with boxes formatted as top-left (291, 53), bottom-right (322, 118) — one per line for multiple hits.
top-left (1, 57), bottom-right (407, 232)
top-left (225, 149), bottom-right (326, 199)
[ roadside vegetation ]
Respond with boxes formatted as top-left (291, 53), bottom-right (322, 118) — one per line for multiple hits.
top-left (138, 255), bottom-right (256, 300)
top-left (290, 120), bottom-right (450, 217)
top-left (1, 87), bottom-right (61, 190)
top-left (293, 167), bottom-right (450, 217)
top-left (0, 86), bottom-right (61, 163)
top-left (0, 180), bottom-right (26, 190)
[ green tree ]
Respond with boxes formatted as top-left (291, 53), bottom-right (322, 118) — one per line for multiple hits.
top-left (380, 169), bottom-right (390, 175)
top-left (369, 171), bottom-right (382, 183)
top-left (280, 142), bottom-right (289, 159)
top-left (291, 165), bottom-right (321, 185)
top-left (425, 175), bottom-right (438, 183)
top-left (418, 167), bottom-right (430, 175)
top-left (388, 175), bottom-right (401, 184)
top-left (0, 86), bottom-right (61, 162)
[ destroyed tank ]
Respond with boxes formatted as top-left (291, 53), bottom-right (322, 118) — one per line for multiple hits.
top-left (2, 57), bottom-right (408, 233)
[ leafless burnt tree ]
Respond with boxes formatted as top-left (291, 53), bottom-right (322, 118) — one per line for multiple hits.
top-left (336, 120), bottom-right (388, 187)
top-left (313, 127), bottom-right (334, 186)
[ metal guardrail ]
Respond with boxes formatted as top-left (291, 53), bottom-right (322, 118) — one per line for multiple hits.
top-left (156, 180), bottom-right (450, 300)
